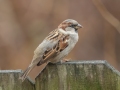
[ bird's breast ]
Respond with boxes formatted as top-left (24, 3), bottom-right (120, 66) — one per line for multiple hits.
top-left (50, 33), bottom-right (79, 63)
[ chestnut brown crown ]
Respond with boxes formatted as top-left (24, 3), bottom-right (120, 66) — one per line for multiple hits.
top-left (58, 19), bottom-right (82, 30)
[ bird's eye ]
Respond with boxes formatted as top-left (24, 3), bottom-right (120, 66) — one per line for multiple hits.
top-left (70, 24), bottom-right (77, 28)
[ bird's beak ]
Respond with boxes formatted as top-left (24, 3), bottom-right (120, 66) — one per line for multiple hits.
top-left (75, 24), bottom-right (83, 30)
top-left (78, 24), bottom-right (83, 28)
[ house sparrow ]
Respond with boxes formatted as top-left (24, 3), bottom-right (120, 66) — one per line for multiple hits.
top-left (19, 19), bottom-right (82, 82)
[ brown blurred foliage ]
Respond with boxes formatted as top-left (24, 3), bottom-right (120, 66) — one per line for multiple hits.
top-left (0, 0), bottom-right (120, 80)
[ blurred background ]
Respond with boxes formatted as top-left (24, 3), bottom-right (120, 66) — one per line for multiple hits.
top-left (0, 0), bottom-right (120, 80)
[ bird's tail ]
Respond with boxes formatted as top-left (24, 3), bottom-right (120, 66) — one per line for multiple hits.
top-left (19, 65), bottom-right (35, 82)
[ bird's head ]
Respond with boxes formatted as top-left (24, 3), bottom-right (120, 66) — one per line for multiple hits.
top-left (58, 19), bottom-right (83, 33)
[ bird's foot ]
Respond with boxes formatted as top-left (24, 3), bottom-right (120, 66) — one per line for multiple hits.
top-left (60, 58), bottom-right (72, 63)
top-left (49, 58), bottom-right (72, 65)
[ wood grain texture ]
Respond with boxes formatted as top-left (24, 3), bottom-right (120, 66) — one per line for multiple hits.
top-left (0, 70), bottom-right (35, 90)
top-left (0, 60), bottom-right (120, 90)
top-left (35, 60), bottom-right (120, 90)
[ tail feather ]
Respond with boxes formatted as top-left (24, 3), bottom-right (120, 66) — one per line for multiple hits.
top-left (19, 65), bottom-right (34, 82)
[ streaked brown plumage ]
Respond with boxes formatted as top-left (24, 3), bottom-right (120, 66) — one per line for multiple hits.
top-left (19, 19), bottom-right (82, 82)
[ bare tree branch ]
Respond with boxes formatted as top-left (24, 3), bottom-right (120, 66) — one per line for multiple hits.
top-left (92, 0), bottom-right (120, 33)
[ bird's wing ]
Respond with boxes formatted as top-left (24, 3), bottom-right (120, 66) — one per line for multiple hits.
top-left (35, 29), bottom-right (69, 66)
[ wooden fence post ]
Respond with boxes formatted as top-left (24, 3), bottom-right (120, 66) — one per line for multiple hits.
top-left (0, 60), bottom-right (120, 90)
top-left (35, 60), bottom-right (120, 90)
top-left (0, 70), bottom-right (35, 90)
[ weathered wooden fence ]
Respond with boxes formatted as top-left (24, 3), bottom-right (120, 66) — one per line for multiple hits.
top-left (0, 60), bottom-right (120, 90)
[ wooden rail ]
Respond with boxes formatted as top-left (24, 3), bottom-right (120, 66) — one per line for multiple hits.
top-left (0, 60), bottom-right (120, 90)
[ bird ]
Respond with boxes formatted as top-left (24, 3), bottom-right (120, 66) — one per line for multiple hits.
top-left (19, 19), bottom-right (83, 82)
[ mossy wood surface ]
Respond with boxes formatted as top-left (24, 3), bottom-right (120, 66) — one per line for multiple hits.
top-left (0, 70), bottom-right (35, 90)
top-left (0, 60), bottom-right (120, 90)
top-left (35, 60), bottom-right (120, 90)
